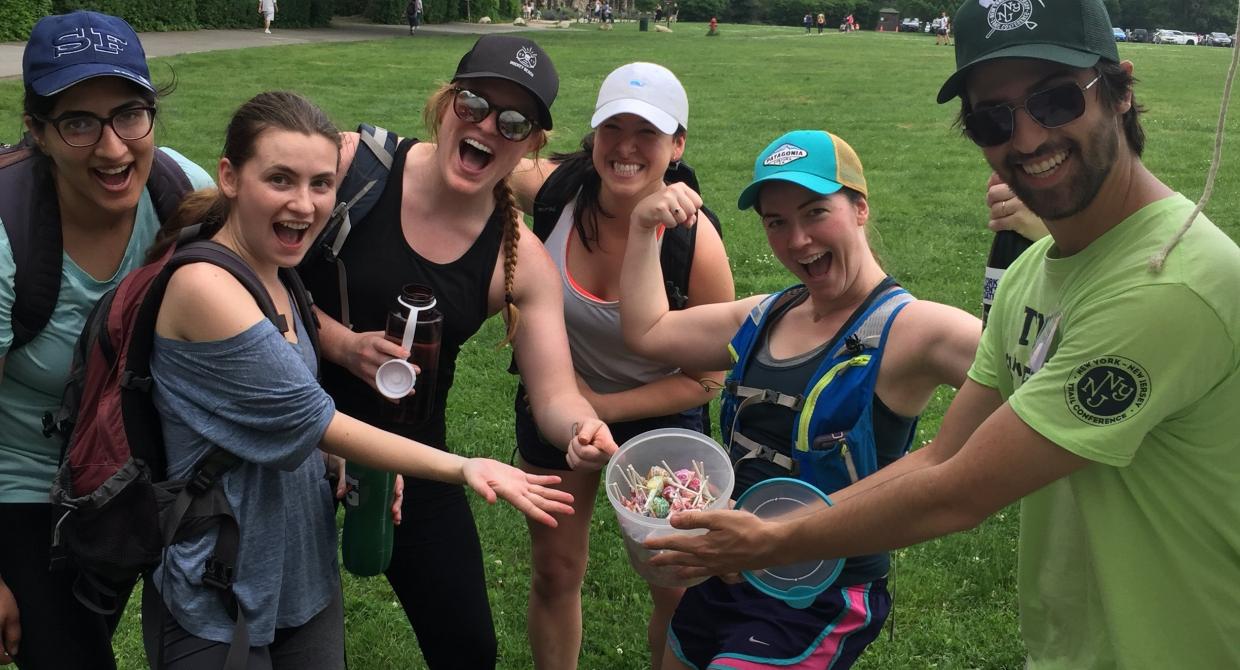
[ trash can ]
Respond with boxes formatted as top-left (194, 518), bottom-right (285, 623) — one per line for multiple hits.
top-left (639, 16), bottom-right (649, 31)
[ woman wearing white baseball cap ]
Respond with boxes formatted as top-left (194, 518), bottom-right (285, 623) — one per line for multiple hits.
top-left (509, 62), bottom-right (734, 669)
top-left (1, 11), bottom-right (211, 668)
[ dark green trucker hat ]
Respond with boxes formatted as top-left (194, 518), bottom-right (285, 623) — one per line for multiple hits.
top-left (937, 0), bottom-right (1120, 103)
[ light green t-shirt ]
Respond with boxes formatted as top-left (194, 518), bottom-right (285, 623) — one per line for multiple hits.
top-left (968, 194), bottom-right (1240, 669)
top-left (0, 148), bottom-right (212, 503)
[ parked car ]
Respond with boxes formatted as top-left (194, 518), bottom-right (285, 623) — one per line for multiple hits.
top-left (1113, 27), bottom-right (1126, 41)
top-left (1204, 32), bottom-right (1233, 47)
top-left (1153, 29), bottom-right (1196, 45)
top-left (899, 17), bottom-right (921, 32)
top-left (1129, 28), bottom-right (1149, 42)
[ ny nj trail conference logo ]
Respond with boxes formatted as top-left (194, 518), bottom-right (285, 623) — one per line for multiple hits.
top-left (978, 0), bottom-right (1045, 39)
top-left (1064, 355), bottom-right (1150, 426)
top-left (763, 144), bottom-right (808, 167)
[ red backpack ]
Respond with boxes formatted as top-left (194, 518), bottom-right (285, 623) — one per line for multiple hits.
top-left (45, 231), bottom-right (318, 664)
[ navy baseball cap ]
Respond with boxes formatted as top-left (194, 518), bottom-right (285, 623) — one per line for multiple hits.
top-left (453, 35), bottom-right (558, 130)
top-left (23, 11), bottom-right (154, 97)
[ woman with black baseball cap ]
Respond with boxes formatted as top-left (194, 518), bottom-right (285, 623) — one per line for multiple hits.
top-left (0, 11), bottom-right (211, 668)
top-left (298, 35), bottom-right (617, 668)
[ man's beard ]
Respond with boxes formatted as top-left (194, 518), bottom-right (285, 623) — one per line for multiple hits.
top-left (1001, 118), bottom-right (1119, 221)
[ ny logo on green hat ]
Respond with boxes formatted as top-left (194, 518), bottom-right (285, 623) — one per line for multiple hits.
top-left (937, 0), bottom-right (1120, 103)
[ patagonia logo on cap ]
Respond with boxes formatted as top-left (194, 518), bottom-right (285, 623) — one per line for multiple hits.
top-left (980, 0), bottom-right (1044, 39)
top-left (763, 144), bottom-right (808, 167)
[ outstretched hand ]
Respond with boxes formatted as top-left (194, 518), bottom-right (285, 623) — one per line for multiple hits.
top-left (565, 419), bottom-right (619, 471)
top-left (0, 580), bottom-right (19, 665)
top-left (631, 182), bottom-right (703, 232)
top-left (643, 508), bottom-right (780, 580)
top-left (462, 459), bottom-right (574, 527)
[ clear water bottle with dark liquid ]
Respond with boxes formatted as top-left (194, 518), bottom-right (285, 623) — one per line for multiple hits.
top-left (982, 230), bottom-right (1033, 328)
top-left (380, 284), bottom-right (443, 425)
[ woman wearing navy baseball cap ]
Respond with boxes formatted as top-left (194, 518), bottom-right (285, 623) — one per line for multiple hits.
top-left (0, 10), bottom-right (212, 669)
top-left (297, 35), bottom-right (617, 668)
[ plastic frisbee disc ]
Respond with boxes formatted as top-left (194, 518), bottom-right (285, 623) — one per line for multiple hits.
top-left (734, 477), bottom-right (843, 609)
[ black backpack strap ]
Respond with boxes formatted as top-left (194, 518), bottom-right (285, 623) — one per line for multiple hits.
top-left (279, 265), bottom-right (321, 376)
top-left (1, 140), bottom-right (63, 352)
top-left (531, 154), bottom-right (591, 241)
top-left (170, 241), bottom-right (287, 332)
top-left (305, 124), bottom-right (398, 329)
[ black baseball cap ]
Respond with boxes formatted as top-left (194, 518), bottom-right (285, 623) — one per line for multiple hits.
top-left (453, 35), bottom-right (558, 130)
top-left (937, 0), bottom-right (1120, 104)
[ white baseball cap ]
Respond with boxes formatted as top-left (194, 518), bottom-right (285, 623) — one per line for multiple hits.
top-left (590, 62), bottom-right (688, 135)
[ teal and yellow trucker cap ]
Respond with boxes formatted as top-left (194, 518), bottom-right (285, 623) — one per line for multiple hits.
top-left (937, 0), bottom-right (1120, 103)
top-left (737, 130), bottom-right (867, 211)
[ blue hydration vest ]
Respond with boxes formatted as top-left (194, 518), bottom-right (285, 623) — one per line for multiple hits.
top-left (720, 278), bottom-right (915, 495)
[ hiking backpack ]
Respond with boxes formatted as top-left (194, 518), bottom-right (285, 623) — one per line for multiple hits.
top-left (530, 151), bottom-right (723, 310)
top-left (0, 136), bottom-right (192, 352)
top-left (45, 231), bottom-right (319, 666)
top-left (303, 123), bottom-right (400, 329)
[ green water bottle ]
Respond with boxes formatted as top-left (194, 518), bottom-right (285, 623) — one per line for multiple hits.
top-left (341, 462), bottom-right (395, 577)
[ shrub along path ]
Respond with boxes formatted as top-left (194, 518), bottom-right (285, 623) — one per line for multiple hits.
top-left (0, 16), bottom-right (544, 80)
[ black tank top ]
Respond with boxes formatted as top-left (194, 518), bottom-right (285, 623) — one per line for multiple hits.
top-left (300, 138), bottom-right (505, 449)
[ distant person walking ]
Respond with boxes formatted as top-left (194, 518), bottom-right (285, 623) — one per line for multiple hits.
top-left (935, 11), bottom-right (950, 45)
top-left (816, 12), bottom-right (825, 34)
top-left (406, 0), bottom-right (423, 35)
top-left (259, 0), bottom-right (276, 33)
top-left (803, 13), bottom-right (812, 33)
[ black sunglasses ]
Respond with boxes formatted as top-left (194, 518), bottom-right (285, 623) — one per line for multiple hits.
top-left (452, 88), bottom-right (537, 142)
top-left (964, 73), bottom-right (1101, 148)
top-left (36, 106), bottom-right (157, 148)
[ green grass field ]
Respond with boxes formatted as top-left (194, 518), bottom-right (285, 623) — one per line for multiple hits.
top-left (3, 22), bottom-right (1237, 669)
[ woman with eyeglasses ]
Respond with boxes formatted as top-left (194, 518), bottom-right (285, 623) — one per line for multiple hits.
top-left (0, 11), bottom-right (213, 669)
top-left (618, 130), bottom-right (980, 670)
top-left (297, 35), bottom-right (617, 669)
top-left (505, 62), bottom-right (734, 669)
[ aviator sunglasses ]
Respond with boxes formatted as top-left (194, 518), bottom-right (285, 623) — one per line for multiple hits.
top-left (452, 88), bottom-right (537, 142)
top-left (964, 73), bottom-right (1102, 148)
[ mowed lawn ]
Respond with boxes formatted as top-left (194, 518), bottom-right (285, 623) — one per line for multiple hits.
top-left (2, 22), bottom-right (1237, 669)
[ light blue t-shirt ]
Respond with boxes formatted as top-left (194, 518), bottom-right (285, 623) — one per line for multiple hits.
top-left (0, 148), bottom-right (212, 503)
top-left (150, 310), bottom-right (338, 646)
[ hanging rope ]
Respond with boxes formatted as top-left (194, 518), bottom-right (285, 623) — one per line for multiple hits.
top-left (1149, 0), bottom-right (1240, 272)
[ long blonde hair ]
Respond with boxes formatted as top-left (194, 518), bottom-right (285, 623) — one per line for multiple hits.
top-left (423, 82), bottom-right (549, 346)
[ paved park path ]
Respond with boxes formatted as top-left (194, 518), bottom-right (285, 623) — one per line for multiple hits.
top-left (1, 17), bottom-right (548, 80)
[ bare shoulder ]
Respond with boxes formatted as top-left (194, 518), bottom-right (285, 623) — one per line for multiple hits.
top-left (889, 299), bottom-right (980, 347)
top-left (159, 263), bottom-right (267, 342)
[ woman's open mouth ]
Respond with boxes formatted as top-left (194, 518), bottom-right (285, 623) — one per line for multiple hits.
top-left (459, 138), bottom-right (495, 171)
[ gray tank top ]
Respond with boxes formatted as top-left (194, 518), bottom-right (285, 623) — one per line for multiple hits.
top-left (547, 199), bottom-right (681, 393)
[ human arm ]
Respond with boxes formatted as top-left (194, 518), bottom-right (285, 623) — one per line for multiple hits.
top-left (313, 306), bottom-right (407, 394)
top-left (986, 172), bottom-right (1048, 241)
top-left (503, 226), bottom-right (618, 470)
top-left (509, 156), bottom-right (558, 214)
top-left (646, 385), bottom-right (1088, 576)
top-left (619, 183), bottom-right (759, 372)
top-left (583, 207), bottom-right (736, 423)
top-left (0, 576), bottom-right (18, 664)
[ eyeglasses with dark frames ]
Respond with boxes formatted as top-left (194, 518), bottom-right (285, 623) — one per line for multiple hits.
top-left (964, 73), bottom-right (1102, 148)
top-left (451, 88), bottom-right (537, 142)
top-left (36, 106), bottom-right (157, 148)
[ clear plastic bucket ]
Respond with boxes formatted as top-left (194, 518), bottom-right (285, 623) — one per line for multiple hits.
top-left (604, 428), bottom-right (735, 588)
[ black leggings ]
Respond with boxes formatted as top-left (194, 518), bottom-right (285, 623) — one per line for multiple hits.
top-left (0, 503), bottom-right (124, 670)
top-left (141, 579), bottom-right (345, 670)
top-left (383, 479), bottom-right (497, 669)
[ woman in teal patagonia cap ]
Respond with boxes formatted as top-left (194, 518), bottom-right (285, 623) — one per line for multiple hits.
top-left (0, 11), bottom-right (212, 668)
top-left (618, 130), bottom-right (980, 669)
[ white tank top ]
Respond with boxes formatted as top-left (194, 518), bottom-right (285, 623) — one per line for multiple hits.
top-left (546, 198), bottom-right (682, 394)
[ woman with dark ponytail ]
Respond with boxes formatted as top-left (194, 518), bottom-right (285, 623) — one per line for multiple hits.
top-left (297, 35), bottom-right (616, 669)
top-left (144, 90), bottom-right (572, 669)
top-left (0, 11), bottom-right (212, 668)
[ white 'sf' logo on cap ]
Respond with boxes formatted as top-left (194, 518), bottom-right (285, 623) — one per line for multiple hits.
top-left (764, 144), bottom-right (808, 167)
top-left (983, 0), bottom-right (1044, 39)
top-left (515, 47), bottom-right (538, 69)
top-left (53, 28), bottom-right (128, 58)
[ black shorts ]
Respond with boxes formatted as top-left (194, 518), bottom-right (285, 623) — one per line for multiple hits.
top-left (514, 383), bottom-right (706, 471)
